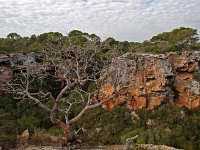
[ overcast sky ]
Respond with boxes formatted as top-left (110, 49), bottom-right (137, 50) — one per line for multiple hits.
top-left (0, 0), bottom-right (200, 42)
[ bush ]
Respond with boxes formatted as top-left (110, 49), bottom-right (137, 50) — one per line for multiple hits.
top-left (193, 72), bottom-right (200, 82)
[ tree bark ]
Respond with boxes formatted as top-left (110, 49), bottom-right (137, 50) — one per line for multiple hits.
top-left (50, 113), bottom-right (74, 142)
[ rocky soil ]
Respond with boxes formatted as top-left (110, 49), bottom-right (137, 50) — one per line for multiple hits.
top-left (15, 144), bottom-right (182, 150)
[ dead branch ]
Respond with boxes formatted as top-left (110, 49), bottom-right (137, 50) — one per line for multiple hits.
top-left (123, 135), bottom-right (138, 150)
top-left (0, 43), bottom-right (128, 143)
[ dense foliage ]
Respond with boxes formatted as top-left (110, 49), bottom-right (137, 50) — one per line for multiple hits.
top-left (1, 94), bottom-right (200, 149)
top-left (0, 27), bottom-right (199, 57)
top-left (0, 95), bottom-right (51, 149)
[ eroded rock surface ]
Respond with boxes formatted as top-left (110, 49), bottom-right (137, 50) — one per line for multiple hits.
top-left (99, 51), bottom-right (200, 110)
top-left (1, 51), bottom-right (200, 110)
top-left (135, 144), bottom-right (182, 150)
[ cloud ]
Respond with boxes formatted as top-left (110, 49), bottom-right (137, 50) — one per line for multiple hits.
top-left (0, 0), bottom-right (199, 41)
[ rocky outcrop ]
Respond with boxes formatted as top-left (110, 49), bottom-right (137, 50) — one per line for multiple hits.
top-left (135, 144), bottom-right (182, 150)
top-left (1, 51), bottom-right (200, 110)
top-left (169, 52), bottom-right (200, 109)
top-left (0, 53), bottom-right (43, 84)
top-left (0, 53), bottom-right (55, 85)
top-left (99, 51), bottom-right (200, 110)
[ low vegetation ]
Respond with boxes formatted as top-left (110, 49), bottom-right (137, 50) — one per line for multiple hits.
top-left (193, 72), bottom-right (200, 82)
top-left (1, 94), bottom-right (200, 149)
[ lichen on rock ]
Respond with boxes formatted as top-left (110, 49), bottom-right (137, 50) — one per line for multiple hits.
top-left (99, 51), bottom-right (200, 110)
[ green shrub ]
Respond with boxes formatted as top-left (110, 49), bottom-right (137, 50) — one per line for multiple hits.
top-left (48, 126), bottom-right (63, 136)
top-left (193, 72), bottom-right (200, 82)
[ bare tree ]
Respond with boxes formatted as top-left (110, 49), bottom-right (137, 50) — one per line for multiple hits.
top-left (1, 41), bottom-right (128, 145)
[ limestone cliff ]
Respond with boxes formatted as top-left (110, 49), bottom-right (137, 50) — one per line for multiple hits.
top-left (1, 51), bottom-right (200, 110)
top-left (99, 51), bottom-right (200, 110)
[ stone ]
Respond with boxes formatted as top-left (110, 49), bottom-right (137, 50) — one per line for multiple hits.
top-left (17, 129), bottom-right (30, 146)
top-left (1, 51), bottom-right (200, 110)
top-left (99, 51), bottom-right (200, 110)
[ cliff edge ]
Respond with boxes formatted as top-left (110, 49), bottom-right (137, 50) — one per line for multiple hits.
top-left (99, 51), bottom-right (200, 110)
top-left (1, 51), bottom-right (200, 110)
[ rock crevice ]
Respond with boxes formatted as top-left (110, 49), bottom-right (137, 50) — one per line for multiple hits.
top-left (99, 51), bottom-right (200, 110)
top-left (1, 51), bottom-right (200, 110)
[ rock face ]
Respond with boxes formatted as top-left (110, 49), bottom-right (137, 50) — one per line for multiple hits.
top-left (0, 53), bottom-right (58, 86)
top-left (99, 51), bottom-right (200, 110)
top-left (1, 51), bottom-right (200, 110)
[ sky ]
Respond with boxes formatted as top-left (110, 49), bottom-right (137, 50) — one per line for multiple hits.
top-left (0, 0), bottom-right (200, 42)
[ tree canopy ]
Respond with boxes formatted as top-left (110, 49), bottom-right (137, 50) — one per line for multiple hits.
top-left (0, 27), bottom-right (199, 56)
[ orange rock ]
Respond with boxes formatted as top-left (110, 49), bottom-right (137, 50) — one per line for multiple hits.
top-left (99, 51), bottom-right (200, 110)
top-left (177, 72), bottom-right (193, 80)
top-left (17, 129), bottom-right (29, 146)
